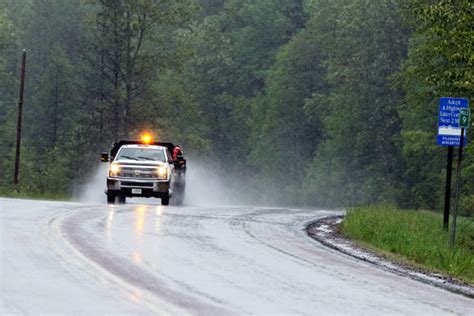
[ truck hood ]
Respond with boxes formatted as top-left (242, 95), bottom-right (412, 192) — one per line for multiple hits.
top-left (113, 160), bottom-right (167, 166)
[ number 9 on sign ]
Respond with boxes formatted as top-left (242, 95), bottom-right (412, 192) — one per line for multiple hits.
top-left (460, 109), bottom-right (470, 128)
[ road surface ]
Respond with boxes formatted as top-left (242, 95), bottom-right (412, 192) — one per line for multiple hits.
top-left (1, 198), bottom-right (472, 315)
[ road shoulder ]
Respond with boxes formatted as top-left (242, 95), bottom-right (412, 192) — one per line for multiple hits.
top-left (306, 215), bottom-right (474, 298)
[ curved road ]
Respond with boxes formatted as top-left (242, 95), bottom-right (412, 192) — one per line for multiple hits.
top-left (1, 198), bottom-right (472, 315)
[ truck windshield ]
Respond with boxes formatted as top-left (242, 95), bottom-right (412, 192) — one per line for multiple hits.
top-left (116, 147), bottom-right (166, 162)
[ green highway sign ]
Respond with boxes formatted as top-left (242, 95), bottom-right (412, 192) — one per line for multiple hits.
top-left (460, 108), bottom-right (470, 128)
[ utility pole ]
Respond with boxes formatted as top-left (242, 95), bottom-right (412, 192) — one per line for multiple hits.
top-left (13, 49), bottom-right (26, 185)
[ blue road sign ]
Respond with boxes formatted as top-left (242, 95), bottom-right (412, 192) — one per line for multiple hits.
top-left (437, 97), bottom-right (469, 146)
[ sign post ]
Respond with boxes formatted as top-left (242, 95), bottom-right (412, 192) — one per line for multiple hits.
top-left (437, 97), bottom-right (468, 231)
top-left (450, 108), bottom-right (470, 247)
top-left (443, 147), bottom-right (453, 230)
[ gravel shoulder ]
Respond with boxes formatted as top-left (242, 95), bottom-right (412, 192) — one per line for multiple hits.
top-left (306, 215), bottom-right (474, 298)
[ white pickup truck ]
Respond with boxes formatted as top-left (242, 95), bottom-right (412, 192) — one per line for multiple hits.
top-left (100, 140), bottom-right (186, 205)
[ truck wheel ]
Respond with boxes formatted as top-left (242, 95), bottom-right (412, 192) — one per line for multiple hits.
top-left (161, 197), bottom-right (169, 206)
top-left (118, 195), bottom-right (126, 204)
top-left (174, 194), bottom-right (184, 206)
top-left (174, 184), bottom-right (185, 206)
top-left (107, 194), bottom-right (115, 204)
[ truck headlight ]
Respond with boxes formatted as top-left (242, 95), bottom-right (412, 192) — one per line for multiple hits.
top-left (156, 166), bottom-right (168, 180)
top-left (109, 163), bottom-right (120, 177)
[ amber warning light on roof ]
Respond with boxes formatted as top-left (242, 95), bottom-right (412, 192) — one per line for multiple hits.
top-left (140, 133), bottom-right (153, 144)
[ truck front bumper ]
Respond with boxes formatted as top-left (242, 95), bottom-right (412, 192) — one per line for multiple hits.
top-left (106, 177), bottom-right (171, 198)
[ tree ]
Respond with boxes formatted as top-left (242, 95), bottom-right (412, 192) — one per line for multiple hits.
top-left (176, 0), bottom-right (307, 174)
top-left (399, 0), bottom-right (473, 214)
top-left (197, 0), bottom-right (225, 18)
top-left (0, 4), bottom-right (18, 187)
top-left (249, 29), bottom-right (326, 203)
top-left (303, 0), bottom-right (409, 206)
top-left (83, 0), bottom-right (198, 141)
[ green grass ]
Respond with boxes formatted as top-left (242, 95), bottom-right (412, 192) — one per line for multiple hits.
top-left (0, 186), bottom-right (71, 201)
top-left (341, 205), bottom-right (474, 284)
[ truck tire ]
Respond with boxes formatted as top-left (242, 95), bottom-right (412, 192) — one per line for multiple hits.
top-left (107, 194), bottom-right (115, 204)
top-left (174, 183), bottom-right (185, 206)
top-left (118, 195), bottom-right (126, 204)
top-left (174, 194), bottom-right (184, 206)
top-left (161, 197), bottom-right (169, 206)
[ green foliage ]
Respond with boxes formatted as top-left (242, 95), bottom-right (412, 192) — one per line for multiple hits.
top-left (301, 0), bottom-right (408, 206)
top-left (219, 0), bottom-right (306, 92)
top-left (173, 16), bottom-right (243, 162)
top-left (173, 0), bottom-right (307, 175)
top-left (249, 29), bottom-right (325, 202)
top-left (0, 0), bottom-right (200, 195)
top-left (399, 0), bottom-right (473, 215)
top-left (0, 0), bottom-right (472, 213)
top-left (401, 0), bottom-right (473, 96)
top-left (399, 130), bottom-right (444, 209)
top-left (0, 3), bottom-right (17, 105)
top-left (342, 205), bottom-right (474, 284)
top-left (0, 3), bottom-right (18, 188)
top-left (82, 0), bottom-right (199, 141)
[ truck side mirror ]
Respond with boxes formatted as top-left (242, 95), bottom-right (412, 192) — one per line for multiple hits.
top-left (100, 152), bottom-right (109, 162)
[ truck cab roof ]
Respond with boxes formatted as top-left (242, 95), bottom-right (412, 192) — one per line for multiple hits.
top-left (114, 144), bottom-right (171, 164)
top-left (110, 140), bottom-right (177, 159)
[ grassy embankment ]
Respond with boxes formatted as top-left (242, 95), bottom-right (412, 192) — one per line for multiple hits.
top-left (0, 186), bottom-right (70, 201)
top-left (341, 205), bottom-right (474, 285)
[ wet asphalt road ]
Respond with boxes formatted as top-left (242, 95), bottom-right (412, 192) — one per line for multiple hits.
top-left (1, 198), bottom-right (473, 315)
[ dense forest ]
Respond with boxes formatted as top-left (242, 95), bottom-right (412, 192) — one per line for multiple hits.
top-left (0, 0), bottom-right (472, 215)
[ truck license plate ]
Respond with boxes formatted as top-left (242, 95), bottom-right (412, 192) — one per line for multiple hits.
top-left (132, 188), bottom-right (142, 194)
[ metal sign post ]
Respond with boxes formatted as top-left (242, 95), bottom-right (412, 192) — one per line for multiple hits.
top-left (443, 146), bottom-right (453, 230)
top-left (450, 108), bottom-right (470, 248)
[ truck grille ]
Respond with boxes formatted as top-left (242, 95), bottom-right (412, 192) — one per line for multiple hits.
top-left (121, 181), bottom-right (154, 188)
top-left (117, 166), bottom-right (157, 179)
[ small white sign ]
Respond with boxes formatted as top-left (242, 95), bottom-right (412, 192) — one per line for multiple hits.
top-left (438, 127), bottom-right (462, 136)
top-left (132, 188), bottom-right (142, 194)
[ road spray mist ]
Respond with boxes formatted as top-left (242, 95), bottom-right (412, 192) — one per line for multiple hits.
top-left (74, 159), bottom-right (256, 206)
top-left (74, 164), bottom-right (108, 203)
